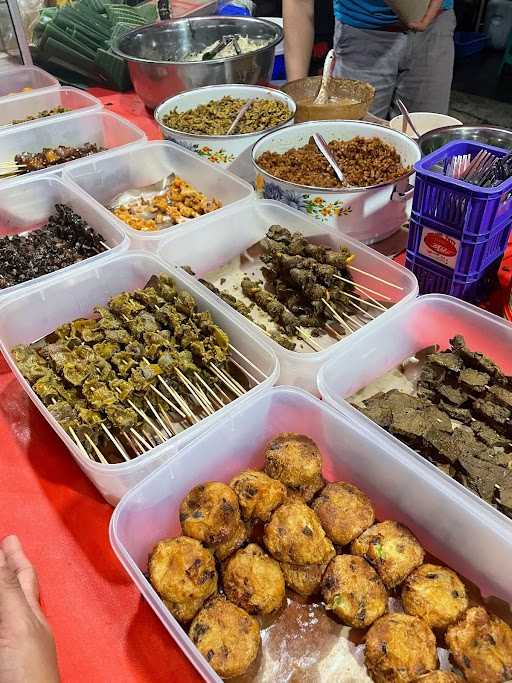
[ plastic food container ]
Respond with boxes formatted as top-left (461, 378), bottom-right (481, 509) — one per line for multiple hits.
top-left (110, 386), bottom-right (512, 683)
top-left (252, 120), bottom-right (421, 245)
top-left (0, 252), bottom-right (279, 505)
top-left (154, 84), bottom-right (296, 168)
top-left (0, 110), bottom-right (146, 183)
top-left (0, 174), bottom-right (128, 299)
top-left (318, 293), bottom-right (512, 522)
top-left (157, 199), bottom-right (418, 394)
top-left (0, 66), bottom-right (59, 100)
top-left (64, 140), bottom-right (254, 251)
top-left (0, 87), bottom-right (102, 129)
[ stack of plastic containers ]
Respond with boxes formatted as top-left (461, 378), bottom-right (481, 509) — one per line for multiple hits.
top-left (406, 141), bottom-right (512, 302)
top-left (0, 65), bottom-right (59, 99)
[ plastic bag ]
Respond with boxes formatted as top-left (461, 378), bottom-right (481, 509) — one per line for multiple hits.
top-left (218, 0), bottom-right (255, 17)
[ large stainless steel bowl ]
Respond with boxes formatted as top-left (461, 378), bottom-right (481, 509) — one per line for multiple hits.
top-left (112, 16), bottom-right (283, 110)
top-left (419, 125), bottom-right (512, 156)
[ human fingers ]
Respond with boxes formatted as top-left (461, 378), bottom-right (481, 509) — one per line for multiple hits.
top-left (1, 535), bottom-right (43, 621)
top-left (0, 546), bottom-right (34, 628)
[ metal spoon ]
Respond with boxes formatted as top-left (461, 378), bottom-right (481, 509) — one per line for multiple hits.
top-left (312, 133), bottom-right (345, 184)
top-left (396, 98), bottom-right (420, 139)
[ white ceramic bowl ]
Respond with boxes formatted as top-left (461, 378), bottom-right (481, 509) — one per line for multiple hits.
top-left (154, 84), bottom-right (296, 168)
top-left (252, 120), bottom-right (421, 244)
top-left (390, 112), bottom-right (463, 139)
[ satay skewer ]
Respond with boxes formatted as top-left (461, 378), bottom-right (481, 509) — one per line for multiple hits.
top-left (347, 265), bottom-right (404, 291)
top-left (339, 290), bottom-right (387, 312)
top-left (84, 433), bottom-right (109, 464)
top-left (332, 274), bottom-right (392, 302)
top-left (100, 423), bottom-right (131, 461)
top-left (68, 427), bottom-right (92, 461)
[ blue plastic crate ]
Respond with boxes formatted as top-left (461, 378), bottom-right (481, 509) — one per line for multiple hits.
top-left (405, 250), bottom-right (501, 303)
top-left (408, 214), bottom-right (512, 276)
top-left (454, 32), bottom-right (488, 59)
top-left (413, 140), bottom-right (512, 235)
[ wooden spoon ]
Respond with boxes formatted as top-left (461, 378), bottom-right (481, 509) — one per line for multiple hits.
top-left (312, 49), bottom-right (335, 106)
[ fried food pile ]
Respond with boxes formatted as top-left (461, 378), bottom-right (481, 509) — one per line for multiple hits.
top-left (147, 431), bottom-right (512, 681)
top-left (111, 176), bottom-right (222, 232)
top-left (358, 335), bottom-right (512, 518)
top-left (12, 274), bottom-right (241, 463)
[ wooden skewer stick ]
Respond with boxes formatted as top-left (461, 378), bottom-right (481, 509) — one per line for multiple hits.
top-left (229, 357), bottom-right (259, 387)
top-left (130, 427), bottom-right (152, 451)
top-left (326, 323), bottom-right (343, 340)
top-left (145, 397), bottom-right (174, 439)
top-left (332, 274), bottom-right (392, 302)
top-left (353, 286), bottom-right (389, 312)
top-left (228, 343), bottom-right (267, 379)
top-left (297, 327), bottom-right (323, 352)
top-left (192, 380), bottom-right (216, 412)
top-left (122, 431), bottom-right (142, 456)
top-left (215, 382), bottom-right (232, 404)
top-left (340, 290), bottom-right (387, 312)
top-left (150, 384), bottom-right (187, 421)
top-left (175, 368), bottom-right (214, 416)
top-left (100, 241), bottom-right (110, 251)
top-left (127, 399), bottom-right (166, 443)
top-left (220, 364), bottom-right (247, 395)
top-left (348, 298), bottom-right (376, 321)
top-left (68, 427), bottom-right (92, 460)
top-left (84, 433), bottom-right (109, 465)
top-left (100, 423), bottom-right (131, 461)
top-left (347, 265), bottom-right (404, 291)
top-left (194, 372), bottom-right (225, 408)
top-left (165, 380), bottom-right (201, 424)
top-left (142, 427), bottom-right (158, 448)
top-left (322, 298), bottom-right (356, 334)
top-left (210, 364), bottom-right (244, 398)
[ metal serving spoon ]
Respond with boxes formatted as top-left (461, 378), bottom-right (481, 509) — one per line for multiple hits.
top-left (312, 133), bottom-right (345, 184)
top-left (396, 98), bottom-right (421, 139)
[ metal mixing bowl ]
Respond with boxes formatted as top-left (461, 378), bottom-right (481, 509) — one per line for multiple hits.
top-left (112, 16), bottom-right (283, 110)
top-left (419, 125), bottom-right (512, 156)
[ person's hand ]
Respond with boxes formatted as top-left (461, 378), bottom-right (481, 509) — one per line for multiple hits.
top-left (407, 0), bottom-right (443, 31)
top-left (0, 535), bottom-right (60, 683)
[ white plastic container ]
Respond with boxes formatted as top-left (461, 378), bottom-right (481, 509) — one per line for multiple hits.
top-left (154, 84), bottom-right (295, 168)
top-left (110, 386), bottom-right (512, 683)
top-left (318, 294), bottom-right (512, 523)
top-left (64, 140), bottom-right (254, 251)
top-left (0, 65), bottom-right (59, 100)
top-left (0, 252), bottom-right (278, 504)
top-left (0, 175), bottom-right (128, 299)
top-left (0, 110), bottom-right (146, 183)
top-left (252, 120), bottom-right (421, 244)
top-left (0, 87), bottom-right (102, 129)
top-left (157, 199), bottom-right (418, 394)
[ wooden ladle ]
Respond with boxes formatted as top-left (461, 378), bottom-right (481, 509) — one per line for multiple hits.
top-left (312, 49), bottom-right (336, 105)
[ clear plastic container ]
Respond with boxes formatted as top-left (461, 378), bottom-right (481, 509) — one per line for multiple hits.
top-left (0, 174), bottom-right (128, 299)
top-left (0, 252), bottom-right (278, 504)
top-left (110, 386), bottom-right (512, 683)
top-left (64, 140), bottom-right (254, 251)
top-left (318, 293), bottom-right (512, 522)
top-left (0, 87), bottom-right (102, 129)
top-left (157, 199), bottom-right (418, 394)
top-left (0, 110), bottom-right (146, 183)
top-left (0, 65), bottom-right (59, 100)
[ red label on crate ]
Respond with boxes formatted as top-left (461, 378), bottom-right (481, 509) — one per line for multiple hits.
top-left (419, 229), bottom-right (460, 269)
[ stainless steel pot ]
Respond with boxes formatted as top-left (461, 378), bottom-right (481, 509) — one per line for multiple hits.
top-left (112, 16), bottom-right (283, 110)
top-left (419, 125), bottom-right (512, 156)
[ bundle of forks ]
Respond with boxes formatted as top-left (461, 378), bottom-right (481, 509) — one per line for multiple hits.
top-left (443, 149), bottom-right (512, 188)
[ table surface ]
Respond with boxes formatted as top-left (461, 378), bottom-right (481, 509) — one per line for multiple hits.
top-left (3, 87), bottom-right (511, 683)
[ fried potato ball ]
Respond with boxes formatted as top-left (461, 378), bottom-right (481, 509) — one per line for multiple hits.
top-left (230, 469), bottom-right (286, 522)
top-left (215, 518), bottom-right (249, 561)
top-left (280, 547), bottom-right (335, 597)
top-left (365, 613), bottom-right (438, 683)
top-left (351, 520), bottom-right (424, 588)
top-left (264, 432), bottom-right (324, 501)
top-left (180, 482), bottom-right (241, 547)
top-left (189, 595), bottom-right (261, 679)
top-left (445, 607), bottom-right (512, 683)
top-left (223, 543), bottom-right (285, 614)
top-left (401, 564), bottom-right (468, 630)
top-left (148, 536), bottom-right (217, 624)
top-left (414, 673), bottom-right (463, 683)
top-left (263, 502), bottom-right (335, 565)
top-left (321, 555), bottom-right (388, 629)
top-left (312, 482), bottom-right (375, 546)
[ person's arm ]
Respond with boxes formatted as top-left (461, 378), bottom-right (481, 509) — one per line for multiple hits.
top-left (283, 0), bottom-right (315, 82)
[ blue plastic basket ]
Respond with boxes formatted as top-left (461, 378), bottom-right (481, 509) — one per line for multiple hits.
top-left (454, 32), bottom-right (488, 59)
top-left (405, 250), bottom-right (501, 303)
top-left (412, 140), bottom-right (512, 235)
